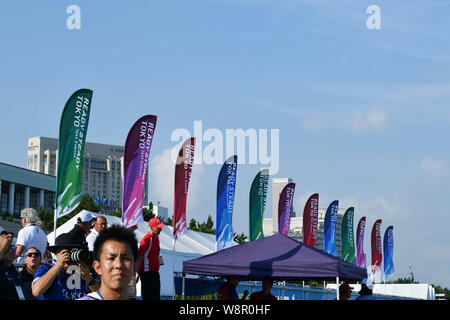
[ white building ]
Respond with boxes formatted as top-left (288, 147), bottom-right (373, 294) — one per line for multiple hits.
top-left (0, 162), bottom-right (55, 214)
top-left (27, 136), bottom-right (148, 211)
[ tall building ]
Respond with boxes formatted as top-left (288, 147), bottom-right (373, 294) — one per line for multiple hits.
top-left (270, 178), bottom-right (294, 234)
top-left (27, 136), bottom-right (148, 211)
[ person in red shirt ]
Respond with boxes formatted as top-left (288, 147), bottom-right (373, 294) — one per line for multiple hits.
top-left (136, 218), bottom-right (165, 300)
top-left (249, 277), bottom-right (278, 301)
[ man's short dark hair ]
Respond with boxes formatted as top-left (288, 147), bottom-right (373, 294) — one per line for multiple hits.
top-left (0, 230), bottom-right (7, 236)
top-left (93, 224), bottom-right (138, 262)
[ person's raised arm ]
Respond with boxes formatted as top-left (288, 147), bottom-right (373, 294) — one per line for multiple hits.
top-left (32, 249), bottom-right (69, 297)
top-left (0, 234), bottom-right (11, 260)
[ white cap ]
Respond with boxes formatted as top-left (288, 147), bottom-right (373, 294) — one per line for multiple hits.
top-left (78, 211), bottom-right (97, 223)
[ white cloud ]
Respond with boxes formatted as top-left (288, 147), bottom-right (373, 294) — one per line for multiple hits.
top-left (149, 148), bottom-right (204, 215)
top-left (302, 109), bottom-right (387, 133)
top-left (345, 110), bottom-right (387, 133)
top-left (421, 156), bottom-right (448, 178)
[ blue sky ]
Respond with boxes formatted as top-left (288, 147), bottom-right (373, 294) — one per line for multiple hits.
top-left (1, 1), bottom-right (450, 287)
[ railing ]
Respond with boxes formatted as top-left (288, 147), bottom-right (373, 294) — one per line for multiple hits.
top-left (236, 281), bottom-right (414, 300)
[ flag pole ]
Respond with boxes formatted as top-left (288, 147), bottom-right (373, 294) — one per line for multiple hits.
top-left (53, 211), bottom-right (57, 243)
top-left (172, 237), bottom-right (176, 300)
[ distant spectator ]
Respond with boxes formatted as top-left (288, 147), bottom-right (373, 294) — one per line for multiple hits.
top-left (68, 211), bottom-right (96, 247)
top-left (86, 216), bottom-right (107, 252)
top-left (78, 225), bottom-right (138, 300)
top-left (35, 220), bottom-right (52, 262)
top-left (136, 218), bottom-right (165, 300)
top-left (19, 247), bottom-right (42, 300)
top-left (218, 275), bottom-right (249, 300)
top-left (15, 208), bottom-right (48, 266)
top-left (35, 220), bottom-right (45, 231)
top-left (337, 281), bottom-right (353, 300)
top-left (249, 277), bottom-right (277, 301)
top-left (355, 279), bottom-right (376, 300)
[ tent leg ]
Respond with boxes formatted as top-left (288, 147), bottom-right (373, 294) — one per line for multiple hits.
top-left (182, 273), bottom-right (185, 300)
top-left (336, 277), bottom-right (340, 300)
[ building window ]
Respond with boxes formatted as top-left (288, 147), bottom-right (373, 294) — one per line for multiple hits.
top-left (91, 159), bottom-right (107, 170)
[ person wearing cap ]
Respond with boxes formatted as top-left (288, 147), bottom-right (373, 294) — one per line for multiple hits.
top-left (31, 232), bottom-right (99, 300)
top-left (136, 217), bottom-right (165, 300)
top-left (68, 211), bottom-right (97, 247)
top-left (355, 279), bottom-right (376, 300)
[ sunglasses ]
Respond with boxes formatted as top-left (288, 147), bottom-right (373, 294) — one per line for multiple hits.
top-left (26, 252), bottom-right (41, 258)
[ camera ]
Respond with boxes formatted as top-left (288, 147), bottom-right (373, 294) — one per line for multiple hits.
top-left (69, 248), bottom-right (89, 263)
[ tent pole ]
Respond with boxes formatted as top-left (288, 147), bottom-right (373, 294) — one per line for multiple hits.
top-left (336, 277), bottom-right (339, 300)
top-left (182, 273), bottom-right (186, 300)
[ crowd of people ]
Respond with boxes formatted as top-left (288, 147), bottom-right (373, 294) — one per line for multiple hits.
top-left (0, 208), bottom-right (166, 300)
top-left (1, 207), bottom-right (373, 301)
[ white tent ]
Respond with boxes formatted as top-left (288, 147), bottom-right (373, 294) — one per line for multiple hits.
top-left (47, 210), bottom-right (229, 298)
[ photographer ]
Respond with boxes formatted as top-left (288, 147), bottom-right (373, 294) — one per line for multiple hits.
top-left (31, 232), bottom-right (99, 300)
top-left (68, 211), bottom-right (97, 247)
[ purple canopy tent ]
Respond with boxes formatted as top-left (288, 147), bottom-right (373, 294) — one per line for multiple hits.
top-left (182, 234), bottom-right (367, 299)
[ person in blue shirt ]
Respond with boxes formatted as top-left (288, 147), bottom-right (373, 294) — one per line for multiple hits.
top-left (31, 232), bottom-right (99, 300)
top-left (0, 240), bottom-right (22, 300)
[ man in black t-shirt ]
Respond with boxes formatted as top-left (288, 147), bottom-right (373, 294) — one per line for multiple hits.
top-left (19, 247), bottom-right (42, 299)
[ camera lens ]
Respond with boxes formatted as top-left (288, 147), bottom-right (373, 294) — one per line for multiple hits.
top-left (70, 248), bottom-right (88, 262)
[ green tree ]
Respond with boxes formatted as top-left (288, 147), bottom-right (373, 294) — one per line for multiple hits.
top-left (38, 194), bottom-right (100, 231)
top-left (388, 277), bottom-right (419, 284)
top-left (109, 207), bottom-right (121, 218)
top-left (165, 217), bottom-right (173, 226)
top-left (188, 218), bottom-right (198, 231)
top-left (233, 232), bottom-right (248, 244)
top-left (197, 215), bottom-right (216, 235)
top-left (432, 284), bottom-right (450, 300)
top-left (142, 202), bottom-right (155, 222)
